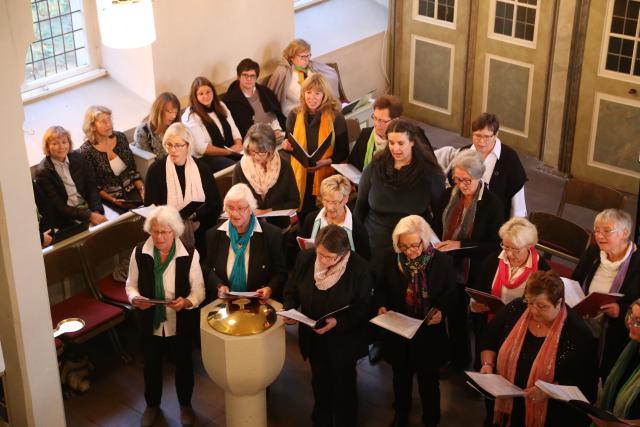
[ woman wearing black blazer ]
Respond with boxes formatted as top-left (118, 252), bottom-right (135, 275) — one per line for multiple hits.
top-left (432, 149), bottom-right (504, 369)
top-left (283, 225), bottom-right (372, 427)
top-left (34, 126), bottom-right (106, 229)
top-left (374, 215), bottom-right (455, 427)
top-left (203, 183), bottom-right (287, 302)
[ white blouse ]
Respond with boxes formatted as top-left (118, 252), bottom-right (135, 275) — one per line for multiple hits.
top-left (182, 102), bottom-right (242, 158)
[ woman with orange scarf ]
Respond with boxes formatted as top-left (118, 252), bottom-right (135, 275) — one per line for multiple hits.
top-left (479, 271), bottom-right (598, 427)
top-left (282, 74), bottom-right (348, 215)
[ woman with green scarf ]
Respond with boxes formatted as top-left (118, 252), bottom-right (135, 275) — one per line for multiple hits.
top-left (591, 299), bottom-right (640, 427)
top-left (125, 205), bottom-right (205, 427)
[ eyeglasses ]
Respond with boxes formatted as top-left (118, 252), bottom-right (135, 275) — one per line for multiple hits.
top-left (522, 297), bottom-right (554, 312)
top-left (225, 205), bottom-right (250, 214)
top-left (150, 229), bottom-right (173, 237)
top-left (323, 199), bottom-right (344, 207)
top-left (500, 242), bottom-right (526, 253)
top-left (472, 132), bottom-right (495, 141)
top-left (249, 150), bottom-right (269, 157)
top-left (452, 177), bottom-right (473, 186)
top-left (166, 143), bottom-right (187, 150)
top-left (371, 114), bottom-right (392, 125)
top-left (626, 311), bottom-right (640, 328)
top-left (593, 228), bottom-right (618, 236)
top-left (296, 53), bottom-right (312, 60)
top-left (398, 241), bottom-right (423, 252)
top-left (317, 252), bottom-right (340, 263)
top-left (240, 73), bottom-right (257, 80)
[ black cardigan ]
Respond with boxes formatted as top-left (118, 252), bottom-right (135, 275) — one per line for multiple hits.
top-left (298, 208), bottom-right (371, 260)
top-left (223, 81), bottom-right (286, 139)
top-left (432, 184), bottom-right (505, 284)
top-left (572, 244), bottom-right (640, 377)
top-left (231, 154), bottom-right (300, 212)
top-left (373, 249), bottom-right (456, 367)
top-left (283, 249), bottom-right (372, 363)
top-left (203, 220), bottom-right (287, 301)
top-left (347, 127), bottom-right (374, 172)
top-left (34, 151), bottom-right (104, 228)
top-left (480, 299), bottom-right (598, 427)
top-left (285, 110), bottom-right (349, 164)
top-left (458, 143), bottom-right (527, 219)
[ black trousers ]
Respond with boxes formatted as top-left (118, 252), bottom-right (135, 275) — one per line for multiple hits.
top-left (391, 362), bottom-right (441, 425)
top-left (308, 350), bottom-right (357, 427)
top-left (447, 284), bottom-right (471, 368)
top-left (142, 334), bottom-right (194, 407)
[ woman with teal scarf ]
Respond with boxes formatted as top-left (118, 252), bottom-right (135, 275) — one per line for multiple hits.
top-left (125, 205), bottom-right (205, 427)
top-left (590, 299), bottom-right (640, 427)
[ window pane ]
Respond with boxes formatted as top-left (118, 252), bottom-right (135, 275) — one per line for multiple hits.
top-left (31, 42), bottom-right (43, 61)
top-left (34, 60), bottom-right (45, 79)
top-left (25, 63), bottom-right (35, 82)
top-left (427, 0), bottom-right (435, 18)
top-left (69, 0), bottom-right (82, 11)
top-left (50, 16), bottom-right (62, 36)
top-left (47, 0), bottom-right (59, 17)
top-left (75, 47), bottom-right (88, 66)
top-left (55, 54), bottom-right (67, 72)
top-left (36, 1), bottom-right (49, 21)
top-left (59, 0), bottom-right (70, 14)
top-left (53, 35), bottom-right (64, 55)
top-left (44, 57), bottom-right (56, 75)
top-left (61, 14), bottom-right (73, 33)
top-left (39, 20), bottom-right (51, 39)
top-left (619, 56), bottom-right (632, 73)
top-left (418, 0), bottom-right (427, 16)
top-left (71, 11), bottom-right (83, 29)
top-left (63, 33), bottom-right (75, 51)
top-left (32, 22), bottom-right (40, 39)
top-left (621, 38), bottom-right (634, 56)
top-left (623, 18), bottom-right (637, 37)
top-left (613, 0), bottom-right (627, 17)
top-left (73, 29), bottom-right (85, 48)
top-left (65, 51), bottom-right (77, 68)
top-left (42, 38), bottom-right (54, 59)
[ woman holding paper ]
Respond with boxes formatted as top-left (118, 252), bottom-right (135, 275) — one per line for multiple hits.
top-left (203, 184), bottom-right (287, 302)
top-left (283, 225), bottom-right (372, 427)
top-left (479, 271), bottom-right (598, 427)
top-left (373, 215), bottom-right (455, 427)
top-left (299, 174), bottom-right (370, 260)
top-left (572, 209), bottom-right (640, 380)
top-left (282, 73), bottom-right (349, 214)
top-left (125, 205), bottom-right (205, 427)
top-left (144, 123), bottom-right (222, 256)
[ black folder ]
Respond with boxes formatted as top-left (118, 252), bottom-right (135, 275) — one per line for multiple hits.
top-left (288, 133), bottom-right (332, 168)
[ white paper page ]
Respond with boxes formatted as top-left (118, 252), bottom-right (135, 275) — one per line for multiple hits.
top-left (220, 208), bottom-right (296, 220)
top-left (131, 204), bottom-right (157, 218)
top-left (296, 236), bottom-right (315, 250)
top-left (465, 371), bottom-right (524, 398)
top-left (225, 291), bottom-right (259, 298)
top-left (561, 277), bottom-right (585, 308)
top-left (331, 163), bottom-right (362, 185)
top-left (369, 311), bottom-right (423, 339)
top-left (276, 309), bottom-right (317, 328)
top-left (535, 380), bottom-right (588, 403)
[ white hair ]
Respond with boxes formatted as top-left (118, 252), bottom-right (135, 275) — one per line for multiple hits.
top-left (451, 149), bottom-right (486, 180)
top-left (143, 205), bottom-right (185, 237)
top-left (224, 183), bottom-right (258, 211)
top-left (392, 215), bottom-right (436, 253)
top-left (499, 217), bottom-right (538, 248)
top-left (163, 122), bottom-right (196, 156)
top-left (595, 209), bottom-right (632, 241)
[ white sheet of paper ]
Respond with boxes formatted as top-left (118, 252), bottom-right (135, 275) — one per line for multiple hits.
top-left (226, 291), bottom-right (259, 298)
top-left (220, 208), bottom-right (296, 220)
top-left (561, 277), bottom-right (585, 308)
top-left (465, 371), bottom-right (524, 398)
top-left (369, 311), bottom-right (424, 339)
top-left (276, 309), bottom-right (317, 328)
top-left (331, 163), bottom-right (362, 185)
top-left (535, 380), bottom-right (588, 403)
top-left (131, 204), bottom-right (157, 218)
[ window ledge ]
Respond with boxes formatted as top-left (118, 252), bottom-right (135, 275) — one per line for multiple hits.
top-left (22, 68), bottom-right (108, 104)
top-left (294, 0), bottom-right (327, 12)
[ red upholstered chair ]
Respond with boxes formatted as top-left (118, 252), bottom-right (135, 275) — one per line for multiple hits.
top-left (44, 245), bottom-right (126, 357)
top-left (81, 217), bottom-right (147, 309)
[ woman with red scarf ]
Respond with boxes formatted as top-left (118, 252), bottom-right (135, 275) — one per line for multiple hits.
top-left (479, 271), bottom-right (598, 427)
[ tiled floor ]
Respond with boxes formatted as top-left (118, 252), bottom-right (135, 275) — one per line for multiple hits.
top-left (63, 124), bottom-right (638, 427)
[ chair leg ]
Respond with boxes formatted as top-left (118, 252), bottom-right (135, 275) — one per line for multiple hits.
top-left (107, 328), bottom-right (132, 364)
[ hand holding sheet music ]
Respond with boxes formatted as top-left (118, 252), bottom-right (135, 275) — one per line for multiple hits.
top-left (465, 371), bottom-right (524, 399)
top-left (277, 305), bottom-right (350, 329)
top-left (287, 134), bottom-right (332, 169)
top-left (561, 278), bottom-right (624, 317)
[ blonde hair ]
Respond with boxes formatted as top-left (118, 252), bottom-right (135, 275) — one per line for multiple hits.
top-left (283, 38), bottom-right (311, 62)
top-left (144, 205), bottom-right (185, 237)
top-left (298, 74), bottom-right (339, 116)
top-left (224, 183), bottom-right (258, 211)
top-left (42, 126), bottom-right (72, 156)
top-left (499, 217), bottom-right (538, 248)
top-left (82, 105), bottom-right (112, 144)
top-left (392, 215), bottom-right (436, 254)
top-left (163, 123), bottom-right (195, 156)
top-left (320, 174), bottom-right (351, 199)
top-left (148, 92), bottom-right (180, 134)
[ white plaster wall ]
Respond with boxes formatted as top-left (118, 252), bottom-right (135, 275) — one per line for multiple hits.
top-left (101, 45), bottom-right (157, 104)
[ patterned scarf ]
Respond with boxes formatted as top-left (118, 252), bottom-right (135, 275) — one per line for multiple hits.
top-left (599, 340), bottom-right (640, 421)
top-left (240, 151), bottom-right (281, 197)
top-left (314, 250), bottom-right (350, 291)
top-left (442, 184), bottom-right (482, 241)
top-left (398, 244), bottom-right (436, 318)
top-left (294, 65), bottom-right (308, 85)
top-left (152, 241), bottom-right (176, 329)
top-left (228, 215), bottom-right (256, 292)
top-left (494, 305), bottom-right (567, 427)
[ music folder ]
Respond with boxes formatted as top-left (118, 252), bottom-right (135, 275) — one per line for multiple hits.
top-left (465, 288), bottom-right (505, 313)
top-left (179, 201), bottom-right (205, 219)
top-left (277, 305), bottom-right (350, 329)
top-left (288, 133), bottom-right (332, 168)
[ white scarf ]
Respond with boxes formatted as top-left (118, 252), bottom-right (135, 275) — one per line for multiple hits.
top-left (165, 155), bottom-right (205, 210)
top-left (240, 153), bottom-right (281, 197)
top-left (314, 251), bottom-right (350, 291)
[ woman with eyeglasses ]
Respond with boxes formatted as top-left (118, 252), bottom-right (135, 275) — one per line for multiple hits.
top-left (590, 298), bottom-right (640, 427)
top-left (134, 92), bottom-right (181, 158)
top-left (572, 209), bottom-right (640, 381)
top-left (232, 123), bottom-right (299, 228)
top-left (347, 95), bottom-right (403, 172)
top-left (373, 215), bottom-right (455, 427)
top-left (267, 38), bottom-right (341, 116)
top-left (144, 123), bottom-right (222, 257)
top-left (283, 224), bottom-right (372, 427)
top-left (203, 183), bottom-right (287, 303)
top-left (432, 149), bottom-right (504, 369)
top-left (479, 271), bottom-right (598, 427)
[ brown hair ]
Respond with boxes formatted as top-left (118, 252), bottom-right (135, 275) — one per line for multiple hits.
top-left (524, 271), bottom-right (565, 306)
top-left (148, 92), bottom-right (180, 134)
top-left (42, 126), bottom-right (72, 156)
top-left (297, 74), bottom-right (339, 116)
top-left (315, 224), bottom-right (350, 256)
top-left (283, 39), bottom-right (311, 62)
top-left (471, 112), bottom-right (500, 134)
top-left (236, 58), bottom-right (260, 78)
top-left (373, 94), bottom-right (403, 119)
top-left (188, 76), bottom-right (226, 126)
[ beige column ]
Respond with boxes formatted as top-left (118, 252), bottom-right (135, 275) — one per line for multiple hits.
top-left (0, 1), bottom-right (66, 425)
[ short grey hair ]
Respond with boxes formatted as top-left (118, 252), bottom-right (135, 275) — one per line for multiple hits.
top-left (320, 174), bottom-right (351, 199)
top-left (451, 149), bottom-right (486, 180)
top-left (595, 209), bottom-right (632, 241)
top-left (243, 123), bottom-right (276, 154)
top-left (224, 183), bottom-right (258, 211)
top-left (163, 123), bottom-right (195, 155)
top-left (499, 217), bottom-right (538, 248)
top-left (143, 205), bottom-right (185, 237)
top-left (392, 215), bottom-right (436, 253)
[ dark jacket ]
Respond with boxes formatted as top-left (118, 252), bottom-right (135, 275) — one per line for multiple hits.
top-left (572, 244), bottom-right (640, 378)
top-left (481, 298), bottom-right (598, 427)
top-left (284, 249), bottom-right (372, 363)
top-left (34, 151), bottom-right (104, 228)
top-left (203, 220), bottom-right (287, 301)
top-left (299, 208), bottom-right (371, 260)
top-left (347, 127), bottom-right (374, 172)
top-left (373, 249), bottom-right (456, 367)
top-left (432, 184), bottom-right (505, 284)
top-left (223, 81), bottom-right (286, 139)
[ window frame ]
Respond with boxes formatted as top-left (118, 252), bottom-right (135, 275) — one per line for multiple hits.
top-left (598, 0), bottom-right (640, 84)
top-left (488, 0), bottom-right (539, 49)
top-left (413, 0), bottom-right (457, 29)
top-left (294, 0), bottom-right (327, 12)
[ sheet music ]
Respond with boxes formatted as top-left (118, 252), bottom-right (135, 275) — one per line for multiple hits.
top-left (225, 291), bottom-right (260, 298)
top-left (331, 163), bottom-right (362, 185)
top-left (535, 380), bottom-right (588, 403)
top-left (131, 204), bottom-right (157, 218)
top-left (561, 277), bottom-right (585, 308)
top-left (220, 209), bottom-right (296, 219)
top-left (369, 311), bottom-right (423, 339)
top-left (465, 372), bottom-right (524, 398)
top-left (276, 309), bottom-right (317, 328)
